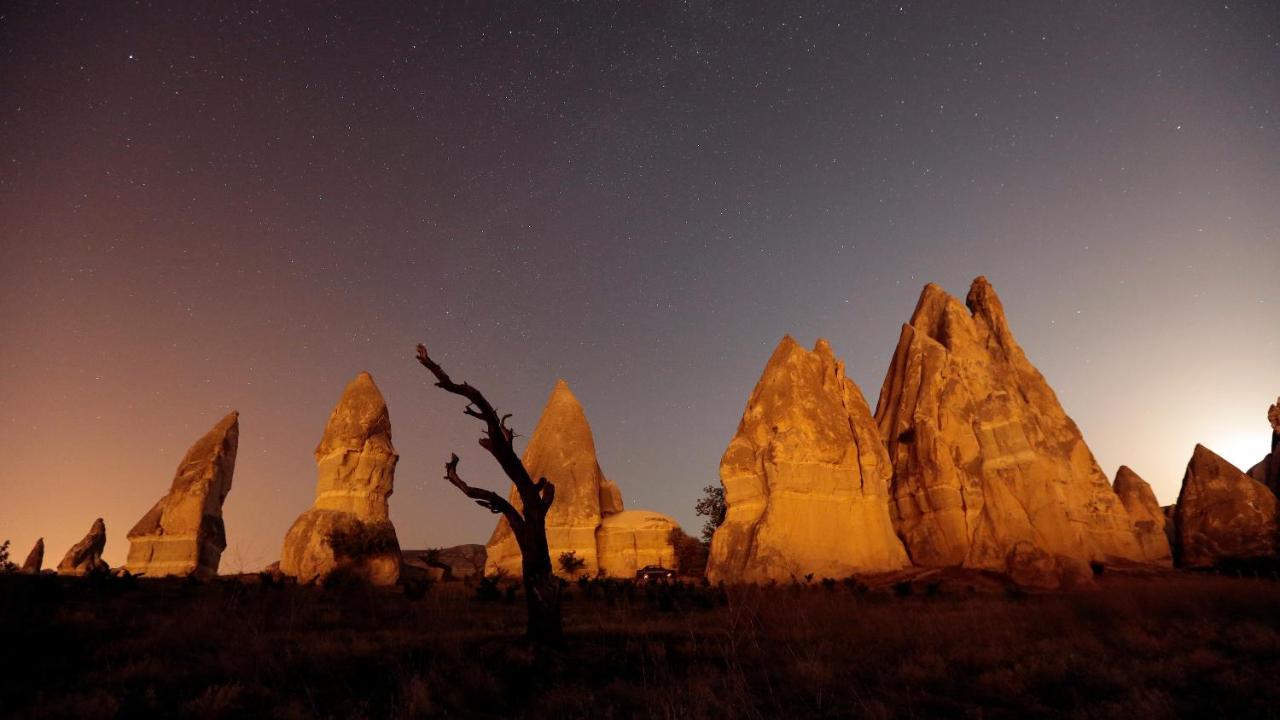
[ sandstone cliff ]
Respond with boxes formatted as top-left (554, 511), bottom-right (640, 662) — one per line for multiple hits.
top-left (707, 336), bottom-right (909, 583)
top-left (125, 411), bottom-right (239, 578)
top-left (280, 372), bottom-right (402, 585)
top-left (874, 278), bottom-right (1146, 588)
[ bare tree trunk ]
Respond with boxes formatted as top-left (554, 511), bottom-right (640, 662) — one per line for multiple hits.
top-left (415, 344), bottom-right (562, 644)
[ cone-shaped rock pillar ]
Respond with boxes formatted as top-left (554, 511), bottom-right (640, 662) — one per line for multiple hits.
top-left (21, 538), bottom-right (44, 574)
top-left (280, 372), bottom-right (402, 585)
top-left (707, 336), bottom-right (909, 583)
top-left (485, 380), bottom-right (678, 578)
top-left (125, 411), bottom-right (239, 578)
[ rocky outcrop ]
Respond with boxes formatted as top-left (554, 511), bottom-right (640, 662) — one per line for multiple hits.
top-left (58, 519), bottom-right (108, 576)
top-left (125, 411), bottom-right (239, 578)
top-left (1174, 444), bottom-right (1278, 568)
top-left (1245, 397), bottom-right (1280, 496)
top-left (1113, 466), bottom-right (1173, 566)
top-left (707, 336), bottom-right (910, 583)
top-left (280, 372), bottom-right (402, 585)
top-left (485, 380), bottom-right (678, 578)
top-left (874, 278), bottom-right (1146, 588)
top-left (21, 538), bottom-right (43, 574)
top-left (597, 510), bottom-right (680, 577)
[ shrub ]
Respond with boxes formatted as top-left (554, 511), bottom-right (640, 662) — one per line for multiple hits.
top-left (0, 540), bottom-right (14, 573)
top-left (557, 551), bottom-right (586, 577)
top-left (474, 575), bottom-right (502, 602)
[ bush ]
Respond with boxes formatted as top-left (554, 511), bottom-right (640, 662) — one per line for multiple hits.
top-left (0, 540), bottom-right (15, 573)
top-left (557, 551), bottom-right (586, 577)
top-left (474, 575), bottom-right (502, 602)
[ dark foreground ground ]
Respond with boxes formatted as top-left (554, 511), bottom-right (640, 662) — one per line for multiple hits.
top-left (2, 570), bottom-right (1278, 719)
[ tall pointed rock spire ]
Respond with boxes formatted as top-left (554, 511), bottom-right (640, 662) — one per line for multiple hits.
top-left (280, 372), bottom-right (402, 585)
top-left (125, 411), bottom-right (239, 578)
top-left (706, 336), bottom-right (909, 583)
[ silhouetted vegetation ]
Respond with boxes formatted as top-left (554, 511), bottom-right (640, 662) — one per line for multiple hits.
top-left (693, 485), bottom-right (726, 544)
top-left (3, 572), bottom-right (1279, 718)
top-left (0, 540), bottom-right (14, 572)
top-left (557, 551), bottom-right (586, 577)
top-left (669, 528), bottom-right (709, 577)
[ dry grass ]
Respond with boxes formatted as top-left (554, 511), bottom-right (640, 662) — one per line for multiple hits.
top-left (2, 571), bottom-right (1278, 718)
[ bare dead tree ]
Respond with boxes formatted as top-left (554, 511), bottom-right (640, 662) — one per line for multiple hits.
top-left (414, 344), bottom-right (562, 643)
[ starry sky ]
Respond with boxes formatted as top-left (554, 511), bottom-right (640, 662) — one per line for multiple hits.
top-left (2, 1), bottom-right (1277, 571)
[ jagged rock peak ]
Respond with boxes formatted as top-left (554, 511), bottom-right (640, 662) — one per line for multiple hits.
top-left (315, 372), bottom-right (392, 460)
top-left (58, 518), bottom-right (108, 576)
top-left (875, 278), bottom-right (1147, 588)
top-left (21, 538), bottom-right (44, 573)
top-left (125, 411), bottom-right (239, 578)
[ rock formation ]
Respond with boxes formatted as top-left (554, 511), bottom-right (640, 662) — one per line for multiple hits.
top-left (485, 380), bottom-right (679, 578)
top-left (874, 278), bottom-right (1146, 588)
top-left (57, 518), bottom-right (108, 576)
top-left (125, 411), bottom-right (239, 578)
top-left (280, 372), bottom-right (402, 585)
top-left (1174, 444), bottom-right (1278, 568)
top-left (21, 538), bottom-right (43, 574)
top-left (1112, 466), bottom-right (1173, 566)
top-left (1245, 397), bottom-right (1280, 496)
top-left (707, 336), bottom-right (910, 583)
top-left (597, 510), bottom-right (681, 577)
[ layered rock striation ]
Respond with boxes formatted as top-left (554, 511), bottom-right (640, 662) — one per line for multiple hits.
top-left (58, 518), bottom-right (108, 576)
top-left (707, 336), bottom-right (909, 583)
top-left (125, 411), bottom-right (239, 578)
top-left (874, 278), bottom-right (1146, 587)
top-left (1174, 444), bottom-right (1277, 568)
top-left (485, 380), bottom-right (679, 578)
top-left (280, 372), bottom-right (402, 585)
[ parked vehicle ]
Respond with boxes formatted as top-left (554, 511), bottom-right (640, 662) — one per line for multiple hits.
top-left (635, 565), bottom-right (676, 583)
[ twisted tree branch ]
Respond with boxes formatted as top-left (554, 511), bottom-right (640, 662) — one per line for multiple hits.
top-left (415, 343), bottom-right (555, 518)
top-left (444, 454), bottom-right (524, 532)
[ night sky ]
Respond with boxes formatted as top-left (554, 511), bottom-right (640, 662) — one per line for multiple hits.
top-left (2, 1), bottom-right (1277, 570)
